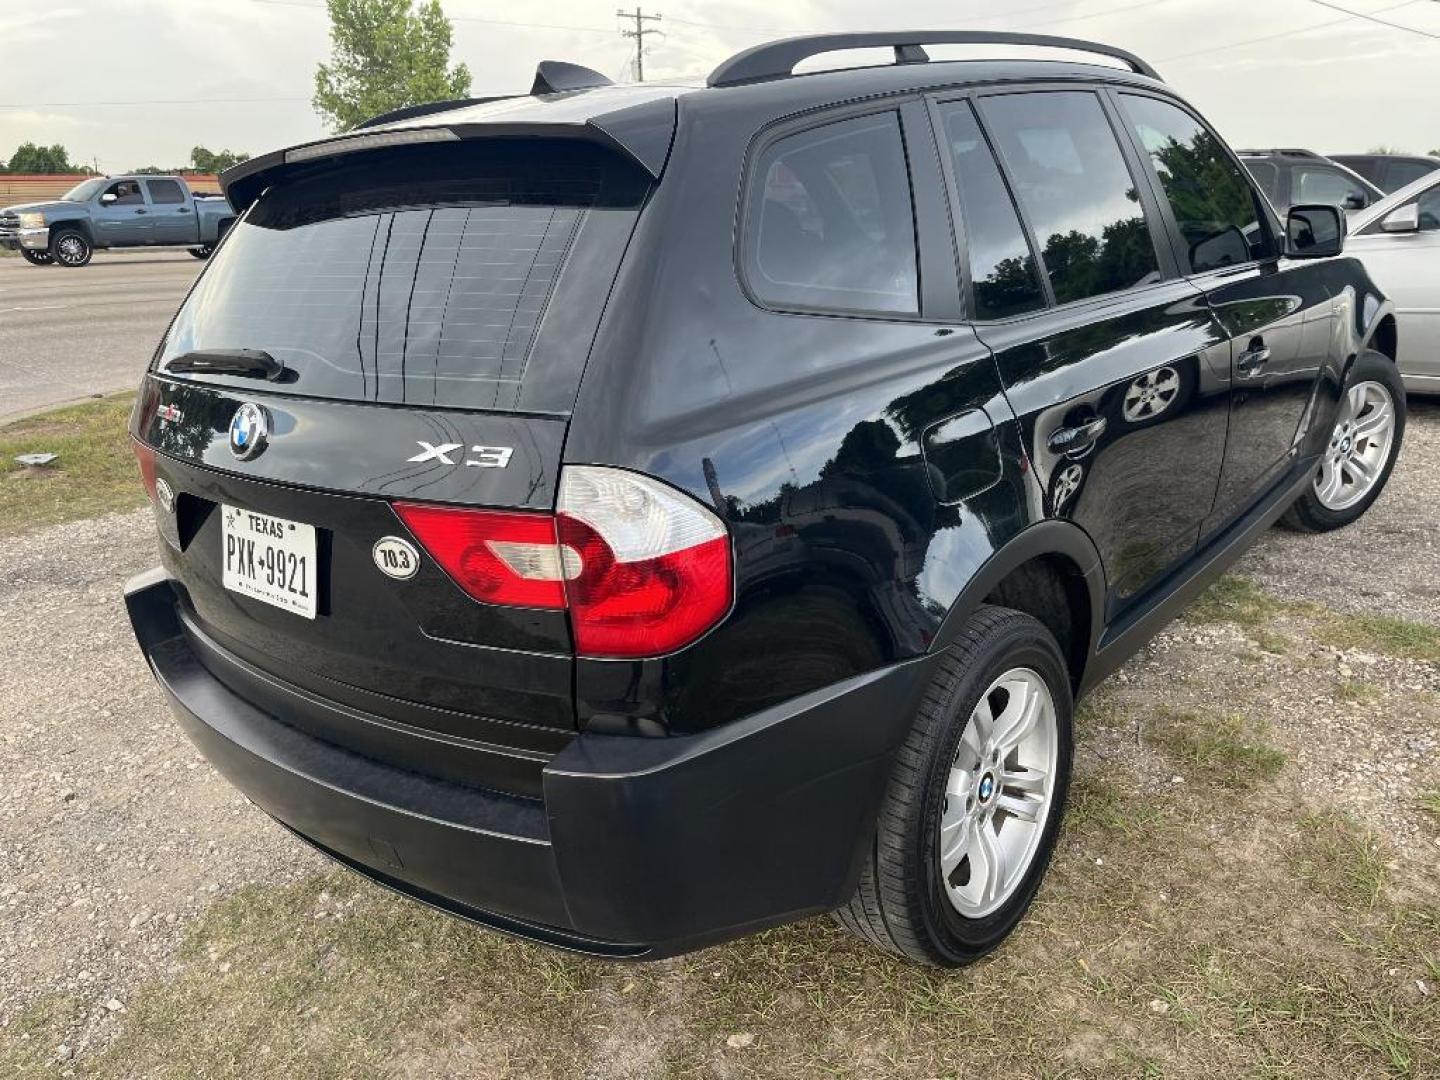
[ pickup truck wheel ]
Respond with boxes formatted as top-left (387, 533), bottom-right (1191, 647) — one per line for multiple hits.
top-left (20, 249), bottom-right (53, 266)
top-left (188, 245), bottom-right (214, 260)
top-left (50, 229), bottom-right (92, 267)
top-left (835, 606), bottom-right (1073, 967)
top-left (1281, 351), bottom-right (1405, 533)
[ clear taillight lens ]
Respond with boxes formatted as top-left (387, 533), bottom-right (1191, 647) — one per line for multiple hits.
top-left (392, 467), bottom-right (732, 658)
top-left (557, 467), bottom-right (732, 658)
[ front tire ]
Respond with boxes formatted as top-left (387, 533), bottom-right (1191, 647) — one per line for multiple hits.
top-left (50, 229), bottom-right (92, 267)
top-left (836, 606), bottom-right (1073, 967)
top-left (20, 248), bottom-right (53, 266)
top-left (1281, 351), bottom-right (1405, 533)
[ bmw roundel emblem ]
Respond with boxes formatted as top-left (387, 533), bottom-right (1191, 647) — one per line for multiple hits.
top-left (229, 402), bottom-right (269, 460)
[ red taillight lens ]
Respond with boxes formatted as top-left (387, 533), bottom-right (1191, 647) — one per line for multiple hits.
top-left (132, 438), bottom-right (158, 502)
top-left (393, 503), bottom-right (566, 609)
top-left (393, 468), bottom-right (733, 658)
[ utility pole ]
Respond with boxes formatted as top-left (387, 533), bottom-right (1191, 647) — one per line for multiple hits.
top-left (616, 7), bottom-right (662, 82)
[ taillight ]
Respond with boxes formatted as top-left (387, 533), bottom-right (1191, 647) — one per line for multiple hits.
top-left (557, 467), bottom-right (731, 658)
top-left (393, 467), bottom-right (732, 659)
top-left (132, 438), bottom-right (159, 502)
top-left (392, 503), bottom-right (567, 609)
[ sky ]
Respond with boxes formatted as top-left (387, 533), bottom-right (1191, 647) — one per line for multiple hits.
top-left (1, 0), bottom-right (1437, 173)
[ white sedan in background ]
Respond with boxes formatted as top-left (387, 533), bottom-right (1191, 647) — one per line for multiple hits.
top-left (1346, 173), bottom-right (1440, 394)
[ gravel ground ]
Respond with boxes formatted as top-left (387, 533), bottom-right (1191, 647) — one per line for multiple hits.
top-left (1, 403), bottom-right (1437, 1059)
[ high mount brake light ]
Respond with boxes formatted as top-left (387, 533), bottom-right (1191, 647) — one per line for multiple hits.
top-left (393, 467), bottom-right (733, 659)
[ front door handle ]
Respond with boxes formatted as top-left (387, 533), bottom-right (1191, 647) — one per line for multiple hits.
top-left (1047, 416), bottom-right (1108, 454)
top-left (1237, 338), bottom-right (1271, 375)
top-left (134, 208), bottom-right (148, 215)
top-left (177, 207), bottom-right (192, 213)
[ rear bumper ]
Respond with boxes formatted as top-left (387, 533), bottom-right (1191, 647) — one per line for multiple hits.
top-left (125, 568), bottom-right (936, 957)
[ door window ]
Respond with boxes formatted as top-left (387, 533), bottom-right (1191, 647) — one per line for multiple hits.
top-left (1245, 161), bottom-right (1282, 206)
top-left (745, 111), bottom-right (919, 316)
top-left (1119, 95), bottom-right (1275, 273)
top-left (1384, 160), bottom-right (1437, 191)
top-left (104, 180), bottom-right (145, 205)
top-left (977, 91), bottom-right (1161, 306)
top-left (1419, 189), bottom-right (1440, 231)
top-left (1292, 166), bottom-right (1370, 210)
top-left (146, 179), bottom-right (185, 205)
top-left (936, 100), bottom-right (1045, 321)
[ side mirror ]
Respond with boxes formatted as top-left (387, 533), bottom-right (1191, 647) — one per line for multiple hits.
top-left (1286, 204), bottom-right (1345, 258)
top-left (100, 193), bottom-right (117, 205)
top-left (1380, 202), bottom-right (1421, 234)
top-left (1343, 192), bottom-right (1367, 211)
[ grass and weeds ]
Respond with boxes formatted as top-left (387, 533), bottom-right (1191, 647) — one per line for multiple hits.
top-left (1317, 614), bottom-right (1440, 665)
top-left (0, 394), bottom-right (144, 535)
top-left (1143, 709), bottom-right (1286, 788)
top-left (1186, 574), bottom-right (1307, 631)
top-left (5, 762), bottom-right (1436, 1079)
top-left (1419, 788), bottom-right (1440, 824)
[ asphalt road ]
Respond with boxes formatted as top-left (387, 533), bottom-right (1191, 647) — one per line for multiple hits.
top-left (0, 250), bottom-right (202, 422)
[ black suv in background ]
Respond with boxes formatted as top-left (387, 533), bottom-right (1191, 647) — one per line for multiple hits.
top-left (125, 32), bottom-right (1404, 967)
top-left (1331, 152), bottom-right (1440, 194)
top-left (1240, 148), bottom-right (1384, 213)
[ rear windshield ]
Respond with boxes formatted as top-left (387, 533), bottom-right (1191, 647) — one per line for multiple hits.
top-left (157, 141), bottom-right (649, 412)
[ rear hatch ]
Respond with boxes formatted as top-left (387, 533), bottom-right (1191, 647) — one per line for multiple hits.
top-left (133, 137), bottom-right (653, 754)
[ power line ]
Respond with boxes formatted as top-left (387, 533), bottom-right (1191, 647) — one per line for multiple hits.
top-left (616, 7), bottom-right (664, 81)
top-left (1304, 0), bottom-right (1440, 38)
top-left (1160, 0), bottom-right (1433, 62)
top-left (248, 0), bottom-right (616, 34)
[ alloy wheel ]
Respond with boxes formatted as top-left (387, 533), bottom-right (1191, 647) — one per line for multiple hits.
top-left (54, 235), bottom-right (89, 266)
top-left (938, 668), bottom-right (1058, 918)
top-left (1122, 366), bottom-right (1180, 422)
top-left (1314, 380), bottom-right (1396, 511)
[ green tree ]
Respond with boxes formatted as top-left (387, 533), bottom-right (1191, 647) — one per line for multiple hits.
top-left (190, 146), bottom-right (250, 172)
top-left (312, 0), bottom-right (470, 132)
top-left (7, 142), bottom-right (73, 173)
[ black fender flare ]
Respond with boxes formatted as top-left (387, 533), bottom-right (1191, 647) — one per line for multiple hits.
top-left (929, 519), bottom-right (1106, 681)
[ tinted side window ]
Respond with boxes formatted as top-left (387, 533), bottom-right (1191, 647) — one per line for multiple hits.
top-left (937, 101), bottom-right (1045, 320)
top-left (1119, 95), bottom-right (1275, 273)
top-left (147, 179), bottom-right (185, 205)
top-left (1419, 189), bottom-right (1440, 231)
top-left (746, 112), bottom-right (918, 316)
top-left (105, 180), bottom-right (144, 206)
top-left (1245, 161), bottom-right (1282, 205)
top-left (1386, 160), bottom-right (1438, 191)
top-left (1293, 166), bottom-right (1369, 209)
top-left (978, 91), bottom-right (1160, 306)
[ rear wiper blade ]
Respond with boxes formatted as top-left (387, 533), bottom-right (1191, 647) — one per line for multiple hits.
top-left (163, 349), bottom-right (286, 381)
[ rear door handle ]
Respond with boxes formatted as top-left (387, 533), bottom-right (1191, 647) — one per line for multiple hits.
top-left (1047, 416), bottom-right (1108, 453)
top-left (1237, 339), bottom-right (1271, 374)
top-left (177, 207), bottom-right (192, 213)
top-left (134, 208), bottom-right (148, 215)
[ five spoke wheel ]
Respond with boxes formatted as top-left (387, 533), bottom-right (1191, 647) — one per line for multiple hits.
top-left (938, 668), bottom-right (1058, 918)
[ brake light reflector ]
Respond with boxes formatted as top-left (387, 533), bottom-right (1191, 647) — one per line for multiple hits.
top-left (392, 503), bottom-right (567, 609)
top-left (392, 468), bottom-right (733, 658)
top-left (557, 467), bottom-right (731, 658)
top-left (132, 438), bottom-right (159, 502)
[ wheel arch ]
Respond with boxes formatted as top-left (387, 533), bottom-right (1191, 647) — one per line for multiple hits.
top-left (46, 218), bottom-right (95, 246)
top-left (930, 521), bottom-right (1105, 692)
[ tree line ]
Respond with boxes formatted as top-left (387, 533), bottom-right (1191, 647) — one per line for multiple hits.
top-left (0, 143), bottom-right (250, 175)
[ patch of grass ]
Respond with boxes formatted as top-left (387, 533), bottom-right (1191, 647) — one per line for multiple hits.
top-left (1252, 628), bottom-right (1290, 655)
top-left (1317, 615), bottom-right (1440, 665)
top-left (1293, 812), bottom-right (1388, 911)
top-left (1186, 575), bottom-right (1305, 631)
top-left (0, 393), bottom-right (144, 535)
top-left (1143, 710), bottom-right (1287, 789)
top-left (1419, 788), bottom-right (1440, 824)
top-left (1335, 680), bottom-right (1381, 705)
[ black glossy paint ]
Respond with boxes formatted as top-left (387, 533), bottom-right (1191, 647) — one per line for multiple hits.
top-left (127, 52), bottom-right (1398, 958)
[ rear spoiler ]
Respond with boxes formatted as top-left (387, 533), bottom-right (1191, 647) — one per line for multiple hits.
top-left (220, 85), bottom-right (679, 212)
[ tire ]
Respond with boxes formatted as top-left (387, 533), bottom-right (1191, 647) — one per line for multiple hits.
top-left (1281, 351), bottom-right (1406, 533)
top-left (188, 245), bottom-right (213, 260)
top-left (20, 248), bottom-right (53, 266)
top-left (50, 228), bottom-right (92, 267)
top-left (836, 606), bottom-right (1074, 967)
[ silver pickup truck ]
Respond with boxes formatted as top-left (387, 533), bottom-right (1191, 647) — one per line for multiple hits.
top-left (0, 175), bottom-right (236, 267)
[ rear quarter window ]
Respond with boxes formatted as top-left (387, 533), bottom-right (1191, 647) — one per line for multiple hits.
top-left (742, 111), bottom-right (919, 317)
top-left (157, 141), bottom-right (650, 413)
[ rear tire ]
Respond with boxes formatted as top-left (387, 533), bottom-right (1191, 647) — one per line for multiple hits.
top-left (1281, 351), bottom-right (1405, 533)
top-left (188, 245), bottom-right (213, 260)
top-left (836, 606), bottom-right (1073, 967)
top-left (50, 228), bottom-right (92, 267)
top-left (20, 248), bottom-right (53, 266)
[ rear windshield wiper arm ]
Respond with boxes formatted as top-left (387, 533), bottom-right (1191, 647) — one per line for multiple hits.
top-left (163, 349), bottom-right (286, 381)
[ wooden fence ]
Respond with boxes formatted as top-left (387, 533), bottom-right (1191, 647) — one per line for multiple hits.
top-left (0, 174), bottom-right (222, 202)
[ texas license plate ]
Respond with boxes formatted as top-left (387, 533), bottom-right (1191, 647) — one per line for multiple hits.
top-left (221, 505), bottom-right (317, 619)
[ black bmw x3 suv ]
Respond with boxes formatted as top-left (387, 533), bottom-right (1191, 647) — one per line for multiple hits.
top-left (125, 32), bottom-right (1406, 967)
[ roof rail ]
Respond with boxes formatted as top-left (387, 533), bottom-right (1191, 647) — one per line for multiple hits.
top-left (707, 31), bottom-right (1161, 88)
